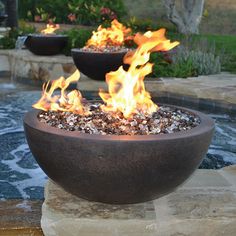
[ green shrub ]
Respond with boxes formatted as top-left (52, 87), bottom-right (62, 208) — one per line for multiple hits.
top-left (150, 48), bottom-right (221, 78)
top-left (0, 21), bottom-right (36, 49)
top-left (18, 20), bottom-right (37, 35)
top-left (150, 35), bottom-right (222, 78)
top-left (19, 0), bottom-right (127, 25)
top-left (62, 28), bottom-right (93, 55)
top-left (150, 52), bottom-right (197, 78)
top-left (0, 29), bottom-right (18, 49)
top-left (223, 54), bottom-right (236, 73)
top-left (174, 48), bottom-right (221, 75)
top-left (69, 0), bottom-right (126, 25)
top-left (124, 16), bottom-right (177, 33)
top-left (19, 0), bottom-right (72, 22)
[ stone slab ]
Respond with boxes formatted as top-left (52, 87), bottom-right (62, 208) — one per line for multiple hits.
top-left (183, 169), bottom-right (231, 188)
top-left (0, 199), bottom-right (43, 236)
top-left (42, 167), bottom-right (236, 236)
top-left (0, 55), bottom-right (10, 71)
top-left (9, 50), bottom-right (77, 82)
top-left (42, 181), bottom-right (157, 236)
top-left (0, 49), bottom-right (77, 82)
top-left (220, 165), bottom-right (236, 187)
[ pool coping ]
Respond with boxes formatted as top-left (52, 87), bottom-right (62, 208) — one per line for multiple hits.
top-left (76, 72), bottom-right (236, 114)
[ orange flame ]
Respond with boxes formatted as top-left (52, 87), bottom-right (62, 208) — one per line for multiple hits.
top-left (41, 23), bottom-right (60, 34)
top-left (33, 28), bottom-right (179, 120)
top-left (86, 19), bottom-right (131, 48)
top-left (33, 70), bottom-right (87, 115)
top-left (99, 29), bottom-right (179, 118)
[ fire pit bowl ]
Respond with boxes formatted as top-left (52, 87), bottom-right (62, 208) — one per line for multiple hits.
top-left (25, 34), bottom-right (68, 56)
top-left (71, 48), bottom-right (128, 81)
top-left (24, 106), bottom-right (214, 204)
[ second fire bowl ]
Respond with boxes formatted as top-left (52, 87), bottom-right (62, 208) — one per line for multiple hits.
top-left (71, 48), bottom-right (128, 81)
top-left (25, 34), bottom-right (68, 56)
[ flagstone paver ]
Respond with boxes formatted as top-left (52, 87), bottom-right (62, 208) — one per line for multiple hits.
top-left (41, 166), bottom-right (236, 236)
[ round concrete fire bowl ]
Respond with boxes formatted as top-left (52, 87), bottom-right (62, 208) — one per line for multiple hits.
top-left (25, 34), bottom-right (68, 56)
top-left (71, 49), bottom-right (128, 81)
top-left (24, 106), bottom-right (214, 204)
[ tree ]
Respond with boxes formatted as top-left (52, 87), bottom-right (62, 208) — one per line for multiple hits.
top-left (6, 0), bottom-right (18, 28)
top-left (163, 0), bottom-right (205, 34)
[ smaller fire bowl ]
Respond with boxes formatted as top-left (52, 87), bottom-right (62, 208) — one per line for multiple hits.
top-left (71, 48), bottom-right (128, 81)
top-left (24, 106), bottom-right (214, 204)
top-left (25, 34), bottom-right (68, 56)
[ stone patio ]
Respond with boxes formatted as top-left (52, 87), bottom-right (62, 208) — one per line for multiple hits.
top-left (40, 166), bottom-right (236, 236)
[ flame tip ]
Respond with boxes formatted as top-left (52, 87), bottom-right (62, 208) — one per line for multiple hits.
top-left (41, 23), bottom-right (60, 34)
top-left (85, 19), bottom-right (131, 49)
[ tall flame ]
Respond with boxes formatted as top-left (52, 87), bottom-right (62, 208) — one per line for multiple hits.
top-left (33, 28), bottom-right (179, 120)
top-left (33, 70), bottom-right (86, 115)
top-left (41, 23), bottom-right (60, 34)
top-left (86, 19), bottom-right (131, 48)
top-left (99, 29), bottom-right (179, 118)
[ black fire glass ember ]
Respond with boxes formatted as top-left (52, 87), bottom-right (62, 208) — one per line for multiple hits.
top-left (25, 34), bottom-right (68, 56)
top-left (24, 106), bottom-right (214, 204)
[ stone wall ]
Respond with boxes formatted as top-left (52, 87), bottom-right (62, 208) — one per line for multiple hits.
top-left (0, 49), bottom-right (76, 83)
top-left (124, 0), bottom-right (236, 35)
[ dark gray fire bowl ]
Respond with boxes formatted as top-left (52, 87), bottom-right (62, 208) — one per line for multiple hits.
top-left (71, 48), bottom-right (128, 81)
top-left (24, 106), bottom-right (214, 204)
top-left (25, 34), bottom-right (68, 56)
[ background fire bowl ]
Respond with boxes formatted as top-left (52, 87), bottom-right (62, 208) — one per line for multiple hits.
top-left (71, 49), bottom-right (128, 81)
top-left (24, 106), bottom-right (214, 204)
top-left (25, 34), bottom-right (68, 56)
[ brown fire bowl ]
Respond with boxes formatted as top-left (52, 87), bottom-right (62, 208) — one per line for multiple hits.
top-left (24, 106), bottom-right (214, 204)
top-left (25, 34), bottom-right (68, 56)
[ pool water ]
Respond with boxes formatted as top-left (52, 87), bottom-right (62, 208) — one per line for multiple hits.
top-left (0, 77), bottom-right (236, 200)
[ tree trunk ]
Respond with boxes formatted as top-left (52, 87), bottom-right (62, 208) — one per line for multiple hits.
top-left (163, 0), bottom-right (205, 34)
top-left (6, 0), bottom-right (18, 28)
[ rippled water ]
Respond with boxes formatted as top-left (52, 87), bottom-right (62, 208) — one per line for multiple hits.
top-left (0, 77), bottom-right (235, 200)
